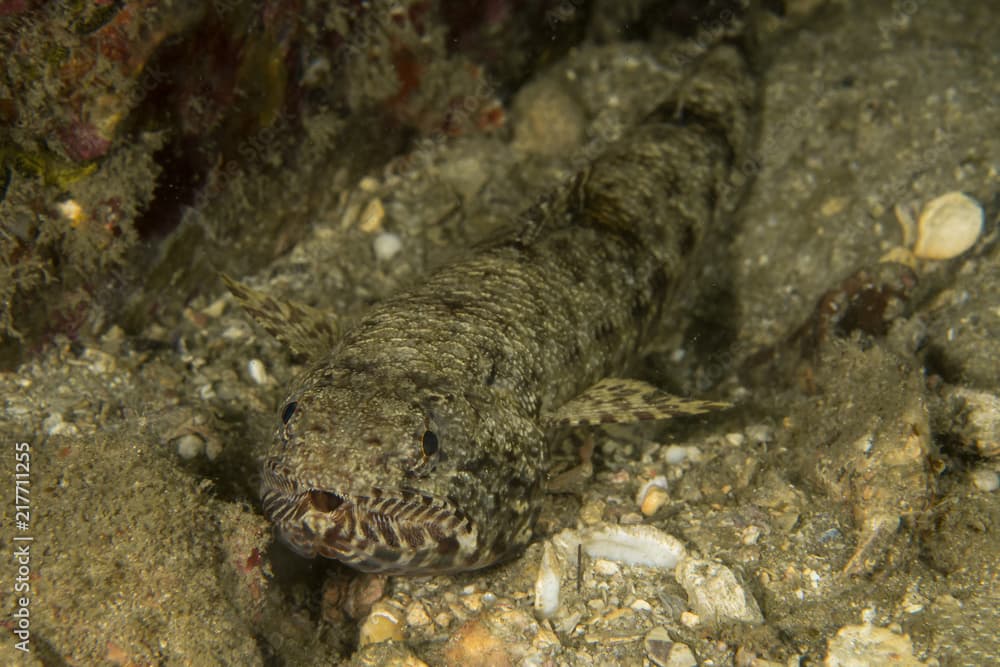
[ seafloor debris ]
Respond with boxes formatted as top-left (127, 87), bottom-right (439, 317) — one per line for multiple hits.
top-left (780, 340), bottom-right (935, 576)
top-left (824, 621), bottom-right (929, 667)
top-left (536, 525), bottom-right (688, 620)
top-left (939, 386), bottom-right (1000, 459)
top-left (673, 555), bottom-right (763, 625)
top-left (742, 260), bottom-right (919, 388)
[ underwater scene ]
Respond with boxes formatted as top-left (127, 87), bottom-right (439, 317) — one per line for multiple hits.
top-left (1, 1), bottom-right (998, 665)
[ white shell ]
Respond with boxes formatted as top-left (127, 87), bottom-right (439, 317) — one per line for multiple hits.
top-left (582, 525), bottom-right (686, 570)
top-left (533, 542), bottom-right (562, 619)
top-left (913, 192), bottom-right (983, 260)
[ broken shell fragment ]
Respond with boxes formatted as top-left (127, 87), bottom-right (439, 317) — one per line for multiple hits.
top-left (358, 601), bottom-right (405, 646)
top-left (674, 555), bottom-right (764, 625)
top-left (533, 541), bottom-right (562, 619)
top-left (912, 192), bottom-right (983, 260)
top-left (582, 525), bottom-right (686, 569)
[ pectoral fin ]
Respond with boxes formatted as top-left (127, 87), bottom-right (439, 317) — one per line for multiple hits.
top-left (221, 274), bottom-right (338, 358)
top-left (546, 378), bottom-right (730, 427)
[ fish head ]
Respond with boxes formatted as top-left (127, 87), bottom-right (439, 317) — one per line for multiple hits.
top-left (259, 362), bottom-right (544, 574)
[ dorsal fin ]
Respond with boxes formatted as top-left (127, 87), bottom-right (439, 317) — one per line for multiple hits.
top-left (221, 274), bottom-right (339, 359)
top-left (545, 378), bottom-right (729, 427)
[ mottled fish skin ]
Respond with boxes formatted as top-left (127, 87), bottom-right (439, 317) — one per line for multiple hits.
top-left (256, 44), bottom-right (756, 575)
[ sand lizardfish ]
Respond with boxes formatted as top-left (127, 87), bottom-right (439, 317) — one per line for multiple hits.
top-left (226, 43), bottom-right (756, 575)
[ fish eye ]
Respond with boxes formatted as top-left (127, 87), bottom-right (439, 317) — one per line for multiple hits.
top-left (281, 401), bottom-right (298, 424)
top-left (421, 430), bottom-right (439, 456)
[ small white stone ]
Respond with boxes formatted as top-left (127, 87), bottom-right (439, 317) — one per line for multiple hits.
top-left (663, 444), bottom-right (699, 464)
top-left (83, 348), bottom-right (116, 375)
top-left (176, 434), bottom-right (205, 460)
top-left (825, 623), bottom-right (928, 667)
top-left (679, 611), bottom-right (700, 628)
top-left (592, 559), bottom-right (620, 576)
top-left (204, 438), bottom-right (224, 461)
top-left (405, 601), bottom-right (432, 627)
top-left (971, 469), bottom-right (1000, 492)
top-left (42, 412), bottom-right (65, 435)
top-left (222, 325), bottom-right (249, 340)
top-left (359, 197), bottom-right (386, 232)
top-left (201, 297), bottom-right (227, 318)
top-left (725, 432), bottom-right (746, 447)
top-left (373, 232), bottom-right (403, 261)
top-left (247, 358), bottom-right (270, 385)
top-left (913, 192), bottom-right (983, 260)
top-left (630, 598), bottom-right (653, 613)
top-left (741, 525), bottom-right (763, 545)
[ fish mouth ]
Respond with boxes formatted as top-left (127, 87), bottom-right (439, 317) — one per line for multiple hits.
top-left (260, 461), bottom-right (482, 574)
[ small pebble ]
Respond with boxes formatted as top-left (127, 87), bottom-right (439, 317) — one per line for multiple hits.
top-left (825, 623), bottom-right (928, 667)
top-left (593, 559), bottom-right (620, 576)
top-left (644, 626), bottom-right (672, 666)
top-left (946, 387), bottom-right (1000, 458)
top-left (912, 191), bottom-right (983, 260)
top-left (443, 619), bottom-right (513, 667)
top-left (201, 297), bottom-right (227, 318)
top-left (745, 423), bottom-right (773, 444)
top-left (579, 499), bottom-right (605, 525)
top-left (664, 643), bottom-right (697, 667)
top-left (679, 611), bottom-right (700, 628)
top-left (43, 412), bottom-right (67, 436)
top-left (204, 438), bottom-right (223, 461)
top-left (630, 598), bottom-right (653, 613)
top-left (662, 444), bottom-right (700, 464)
top-left (359, 197), bottom-right (386, 232)
top-left (971, 469), bottom-right (999, 492)
top-left (406, 601), bottom-right (432, 627)
top-left (512, 79), bottom-right (585, 157)
top-left (247, 358), bottom-right (270, 385)
top-left (820, 196), bottom-right (848, 217)
top-left (674, 556), bottom-right (764, 625)
top-left (741, 525), bottom-right (762, 545)
top-left (83, 348), bottom-right (116, 375)
top-left (374, 232), bottom-right (403, 262)
top-left (176, 434), bottom-right (206, 460)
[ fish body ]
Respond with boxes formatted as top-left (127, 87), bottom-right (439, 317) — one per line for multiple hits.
top-left (231, 44), bottom-right (755, 574)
